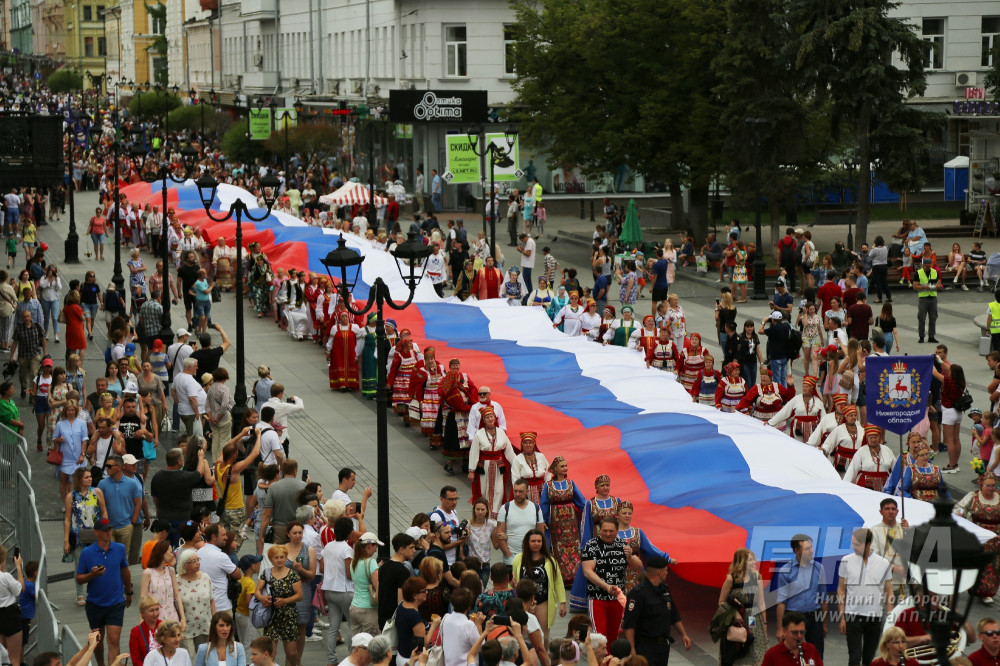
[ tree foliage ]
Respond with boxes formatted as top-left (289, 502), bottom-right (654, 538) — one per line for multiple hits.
top-left (985, 46), bottom-right (1000, 100)
top-left (785, 0), bottom-right (931, 244)
top-left (128, 91), bottom-right (181, 120)
top-left (47, 68), bottom-right (82, 94)
top-left (221, 120), bottom-right (267, 164)
top-left (263, 123), bottom-right (342, 161)
top-left (145, 3), bottom-right (168, 86)
top-left (166, 104), bottom-right (228, 136)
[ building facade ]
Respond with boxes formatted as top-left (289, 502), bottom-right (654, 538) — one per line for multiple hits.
top-left (64, 0), bottom-right (107, 80)
top-left (10, 0), bottom-right (32, 54)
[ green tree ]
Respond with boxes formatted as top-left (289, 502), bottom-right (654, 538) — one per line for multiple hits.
top-left (263, 123), bottom-right (342, 163)
top-left (221, 120), bottom-right (267, 164)
top-left (509, 0), bottom-right (727, 238)
top-left (786, 0), bottom-right (930, 247)
top-left (985, 46), bottom-right (1000, 99)
top-left (712, 0), bottom-right (839, 254)
top-left (166, 104), bottom-right (227, 136)
top-left (47, 68), bottom-right (82, 93)
top-left (128, 90), bottom-right (181, 120)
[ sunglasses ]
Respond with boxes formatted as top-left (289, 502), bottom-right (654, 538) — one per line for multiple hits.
top-left (984, 630), bottom-right (1000, 637)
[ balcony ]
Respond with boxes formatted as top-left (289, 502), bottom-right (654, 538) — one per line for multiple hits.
top-left (240, 0), bottom-right (275, 16)
top-left (242, 71), bottom-right (278, 90)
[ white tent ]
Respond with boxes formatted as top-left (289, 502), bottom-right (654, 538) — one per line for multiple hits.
top-left (318, 181), bottom-right (388, 207)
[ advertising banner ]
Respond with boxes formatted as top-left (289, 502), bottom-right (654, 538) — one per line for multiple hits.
top-left (444, 135), bottom-right (481, 184)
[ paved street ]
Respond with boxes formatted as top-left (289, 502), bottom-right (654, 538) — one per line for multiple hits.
top-left (26, 194), bottom-right (1000, 665)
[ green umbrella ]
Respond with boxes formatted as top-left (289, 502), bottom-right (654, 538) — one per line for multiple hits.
top-left (619, 198), bottom-right (643, 249)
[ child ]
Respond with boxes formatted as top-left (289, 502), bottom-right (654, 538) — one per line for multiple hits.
top-left (5, 234), bottom-right (16, 269)
top-left (19, 560), bottom-right (37, 646)
top-left (141, 519), bottom-right (172, 568)
top-left (970, 408), bottom-right (988, 456)
top-left (95, 392), bottom-right (118, 427)
top-left (236, 554), bottom-right (263, 648)
top-left (475, 563), bottom-right (514, 618)
top-left (249, 636), bottom-right (277, 666)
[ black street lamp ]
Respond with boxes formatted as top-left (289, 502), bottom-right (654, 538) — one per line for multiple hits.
top-left (195, 169), bottom-right (281, 428)
top-left (130, 144), bottom-right (199, 348)
top-left (842, 151), bottom-right (859, 251)
top-left (63, 118), bottom-right (80, 263)
top-left (746, 117), bottom-right (769, 300)
top-left (901, 495), bottom-right (992, 666)
top-left (321, 232), bottom-right (431, 558)
top-left (467, 128), bottom-right (516, 258)
top-left (91, 110), bottom-right (127, 295)
top-left (268, 98), bottom-right (305, 182)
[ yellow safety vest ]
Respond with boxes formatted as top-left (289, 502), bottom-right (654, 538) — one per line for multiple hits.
top-left (916, 268), bottom-right (938, 298)
top-left (990, 301), bottom-right (1000, 334)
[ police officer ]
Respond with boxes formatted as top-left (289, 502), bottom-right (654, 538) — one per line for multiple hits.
top-left (914, 255), bottom-right (939, 343)
top-left (622, 556), bottom-right (691, 663)
top-left (987, 290), bottom-right (1000, 352)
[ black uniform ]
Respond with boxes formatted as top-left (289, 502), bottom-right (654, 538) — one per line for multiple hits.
top-left (623, 578), bottom-right (682, 664)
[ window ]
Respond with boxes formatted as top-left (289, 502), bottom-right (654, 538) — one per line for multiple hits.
top-left (82, 5), bottom-right (92, 20)
top-left (150, 6), bottom-right (165, 35)
top-left (921, 18), bottom-right (944, 70)
top-left (984, 17), bottom-right (1000, 67)
top-left (503, 25), bottom-right (515, 75)
top-left (84, 37), bottom-right (94, 57)
top-left (444, 25), bottom-right (467, 77)
top-left (98, 37), bottom-right (106, 56)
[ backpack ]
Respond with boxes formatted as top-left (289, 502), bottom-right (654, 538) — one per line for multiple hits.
top-left (248, 572), bottom-right (273, 629)
top-left (779, 237), bottom-right (796, 266)
top-left (785, 327), bottom-right (803, 361)
top-left (28, 262), bottom-right (43, 281)
top-left (499, 500), bottom-right (543, 524)
top-left (105, 289), bottom-right (121, 313)
top-left (104, 344), bottom-right (113, 366)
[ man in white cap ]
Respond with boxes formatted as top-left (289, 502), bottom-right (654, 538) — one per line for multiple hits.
top-left (467, 386), bottom-right (506, 440)
top-left (166, 327), bottom-right (193, 429)
top-left (759, 310), bottom-right (792, 387)
top-left (338, 632), bottom-right (372, 666)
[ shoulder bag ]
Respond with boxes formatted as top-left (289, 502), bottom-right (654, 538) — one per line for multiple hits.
top-left (380, 606), bottom-right (399, 648)
top-left (249, 572), bottom-right (274, 629)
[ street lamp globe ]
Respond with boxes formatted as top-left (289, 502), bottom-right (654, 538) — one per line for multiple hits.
top-left (902, 495), bottom-right (993, 666)
top-left (320, 236), bottom-right (364, 294)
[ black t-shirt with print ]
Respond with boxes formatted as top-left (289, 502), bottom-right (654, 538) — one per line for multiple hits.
top-left (118, 413), bottom-right (143, 459)
top-left (581, 537), bottom-right (628, 601)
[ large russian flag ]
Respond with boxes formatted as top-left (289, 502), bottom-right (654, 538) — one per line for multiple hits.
top-left (123, 180), bottom-right (991, 586)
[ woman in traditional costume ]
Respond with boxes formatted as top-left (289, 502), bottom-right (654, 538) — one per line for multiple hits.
top-left (440, 358), bottom-right (477, 475)
top-left (410, 346), bottom-right (446, 448)
top-left (569, 475), bottom-right (623, 610)
top-left (326, 311), bottom-right (363, 391)
top-left (387, 334), bottom-right (421, 423)
top-left (511, 433), bottom-right (551, 505)
top-left (902, 441), bottom-right (950, 500)
top-left (677, 332), bottom-right (705, 392)
top-left (954, 472), bottom-right (1000, 603)
top-left (845, 425), bottom-right (896, 490)
top-left (823, 404), bottom-right (865, 472)
top-left (738, 369), bottom-right (795, 427)
top-left (211, 237), bottom-right (236, 290)
top-left (616, 501), bottom-right (671, 595)
top-left (539, 456), bottom-right (586, 585)
top-left (716, 361), bottom-right (747, 413)
top-left (690, 354), bottom-right (721, 406)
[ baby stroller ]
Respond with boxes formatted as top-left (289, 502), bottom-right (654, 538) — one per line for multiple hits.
top-left (983, 252), bottom-right (1000, 292)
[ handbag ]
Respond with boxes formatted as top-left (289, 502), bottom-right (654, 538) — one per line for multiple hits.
top-left (726, 624), bottom-right (748, 644)
top-left (249, 572), bottom-right (274, 629)
top-left (46, 446), bottom-right (63, 465)
top-left (955, 389), bottom-right (974, 413)
top-left (160, 412), bottom-right (172, 433)
top-left (57, 309), bottom-right (66, 324)
top-left (142, 439), bottom-right (157, 461)
top-left (380, 608), bottom-right (399, 648)
top-left (211, 285), bottom-right (222, 303)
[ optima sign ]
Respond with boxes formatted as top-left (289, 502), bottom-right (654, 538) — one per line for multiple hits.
top-left (389, 89), bottom-right (488, 123)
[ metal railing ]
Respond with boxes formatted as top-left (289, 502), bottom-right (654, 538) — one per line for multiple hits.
top-left (0, 422), bottom-right (84, 663)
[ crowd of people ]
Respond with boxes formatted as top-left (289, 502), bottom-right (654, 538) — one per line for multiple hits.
top-left (4, 74), bottom-right (1000, 666)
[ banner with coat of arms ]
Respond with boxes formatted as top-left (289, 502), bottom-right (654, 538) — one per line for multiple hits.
top-left (865, 355), bottom-right (934, 435)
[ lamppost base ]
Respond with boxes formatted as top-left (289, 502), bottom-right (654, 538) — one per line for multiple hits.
top-left (751, 258), bottom-right (769, 300)
top-left (231, 386), bottom-right (249, 438)
top-left (156, 326), bottom-right (174, 348)
top-left (64, 233), bottom-right (80, 264)
top-left (847, 227), bottom-right (854, 252)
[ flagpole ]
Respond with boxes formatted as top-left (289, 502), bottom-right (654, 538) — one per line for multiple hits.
top-left (899, 432), bottom-right (905, 520)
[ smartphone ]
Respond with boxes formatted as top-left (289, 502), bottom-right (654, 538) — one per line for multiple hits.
top-left (413, 636), bottom-right (425, 650)
top-left (493, 615), bottom-right (511, 627)
top-left (715, 298), bottom-right (721, 305)
top-left (353, 501), bottom-right (362, 513)
top-left (11, 547), bottom-right (18, 559)
top-left (301, 470), bottom-right (309, 482)
top-left (578, 625), bottom-right (588, 642)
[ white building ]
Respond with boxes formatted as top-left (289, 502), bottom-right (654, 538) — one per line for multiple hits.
top-left (891, 1), bottom-right (1000, 194)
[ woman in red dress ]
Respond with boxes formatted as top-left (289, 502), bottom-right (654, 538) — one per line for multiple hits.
top-left (387, 335), bottom-right (421, 423)
top-left (326, 311), bottom-right (363, 391)
top-left (63, 290), bottom-right (87, 362)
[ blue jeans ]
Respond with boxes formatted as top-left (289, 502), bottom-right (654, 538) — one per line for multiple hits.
top-left (741, 362), bottom-right (758, 386)
top-left (4, 208), bottom-right (18, 234)
top-left (431, 192), bottom-right (442, 213)
top-left (522, 267), bottom-right (532, 288)
top-left (41, 299), bottom-right (58, 335)
top-left (193, 299), bottom-right (211, 318)
top-left (770, 358), bottom-right (789, 387)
